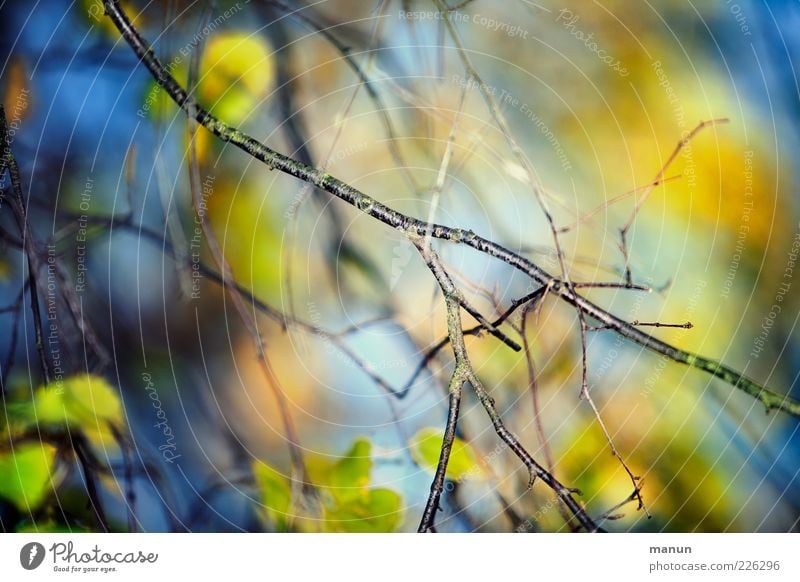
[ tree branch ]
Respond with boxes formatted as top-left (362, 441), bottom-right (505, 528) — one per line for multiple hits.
top-left (100, 0), bottom-right (799, 418)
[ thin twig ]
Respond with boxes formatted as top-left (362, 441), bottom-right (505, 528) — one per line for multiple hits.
top-left (578, 328), bottom-right (649, 514)
top-left (434, 0), bottom-right (573, 286)
top-left (588, 320), bottom-right (693, 332)
top-left (619, 119), bottom-right (729, 285)
top-left (557, 174), bottom-right (682, 234)
top-left (633, 320), bottom-right (693, 329)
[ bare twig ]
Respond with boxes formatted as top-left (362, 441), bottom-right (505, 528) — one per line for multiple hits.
top-left (434, 0), bottom-right (573, 285)
top-left (633, 320), bottom-right (693, 329)
top-left (433, 8), bottom-right (649, 505)
top-left (588, 320), bottom-right (693, 332)
top-left (557, 174), bottom-right (682, 235)
top-left (619, 119), bottom-right (729, 285)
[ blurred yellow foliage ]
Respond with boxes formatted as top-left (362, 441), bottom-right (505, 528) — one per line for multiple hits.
top-left (8, 374), bottom-right (124, 450)
top-left (205, 179), bottom-right (283, 302)
top-left (253, 438), bottom-right (403, 532)
top-left (200, 33), bottom-right (273, 124)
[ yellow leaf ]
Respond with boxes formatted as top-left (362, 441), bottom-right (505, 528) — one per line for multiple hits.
top-left (207, 182), bottom-right (283, 302)
top-left (200, 33), bottom-right (273, 125)
top-left (410, 427), bottom-right (483, 482)
top-left (49, 374), bottom-right (122, 427)
top-left (18, 374), bottom-right (125, 449)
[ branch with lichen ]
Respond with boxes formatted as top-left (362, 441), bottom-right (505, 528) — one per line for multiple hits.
top-left (101, 0), bottom-right (800, 419)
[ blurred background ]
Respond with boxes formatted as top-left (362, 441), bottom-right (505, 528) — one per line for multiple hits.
top-left (1, 0), bottom-right (799, 532)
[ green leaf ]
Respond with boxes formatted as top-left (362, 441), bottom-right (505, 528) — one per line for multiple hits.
top-left (11, 374), bottom-right (122, 429)
top-left (0, 443), bottom-right (58, 511)
top-left (329, 438), bottom-right (372, 490)
top-left (319, 439), bottom-right (403, 531)
top-left (7, 374), bottom-right (124, 449)
top-left (323, 488), bottom-right (403, 533)
top-left (254, 438), bottom-right (404, 532)
top-left (252, 461), bottom-right (292, 531)
top-left (410, 427), bottom-right (483, 482)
